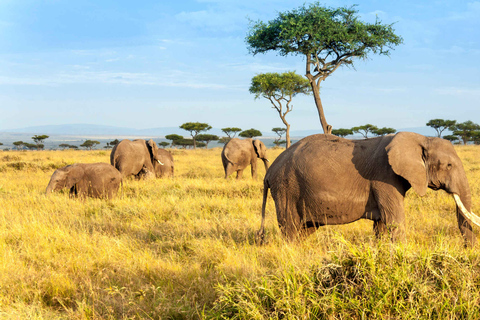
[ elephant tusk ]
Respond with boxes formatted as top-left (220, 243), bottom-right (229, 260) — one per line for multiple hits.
top-left (265, 159), bottom-right (270, 162)
top-left (453, 194), bottom-right (480, 227)
top-left (157, 160), bottom-right (164, 166)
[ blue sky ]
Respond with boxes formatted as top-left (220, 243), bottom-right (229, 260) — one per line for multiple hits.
top-left (1, 0), bottom-right (479, 134)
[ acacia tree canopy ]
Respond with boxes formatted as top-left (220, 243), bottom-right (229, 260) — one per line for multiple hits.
top-left (180, 122), bottom-right (212, 149)
top-left (426, 119), bottom-right (456, 138)
top-left (246, 2), bottom-right (403, 134)
top-left (250, 71), bottom-right (310, 148)
top-left (239, 129), bottom-right (262, 138)
top-left (331, 128), bottom-right (353, 138)
top-left (352, 124), bottom-right (378, 139)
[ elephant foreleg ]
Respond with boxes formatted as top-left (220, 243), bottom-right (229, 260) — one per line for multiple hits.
top-left (236, 170), bottom-right (243, 180)
top-left (373, 183), bottom-right (407, 242)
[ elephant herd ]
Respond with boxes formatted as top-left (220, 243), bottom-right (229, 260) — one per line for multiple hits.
top-left (46, 139), bottom-right (174, 199)
top-left (46, 133), bottom-right (480, 246)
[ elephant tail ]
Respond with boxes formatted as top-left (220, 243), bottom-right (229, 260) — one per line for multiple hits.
top-left (256, 178), bottom-right (269, 245)
top-left (223, 151), bottom-right (237, 165)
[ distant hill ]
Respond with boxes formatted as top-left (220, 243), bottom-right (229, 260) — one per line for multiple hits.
top-left (1, 123), bottom-right (440, 138)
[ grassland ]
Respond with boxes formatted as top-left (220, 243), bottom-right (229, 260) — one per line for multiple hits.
top-left (0, 146), bottom-right (480, 319)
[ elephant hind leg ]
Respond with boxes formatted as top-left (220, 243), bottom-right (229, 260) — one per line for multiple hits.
top-left (225, 163), bottom-right (235, 178)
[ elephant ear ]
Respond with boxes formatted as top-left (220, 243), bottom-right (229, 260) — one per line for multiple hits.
top-left (385, 132), bottom-right (428, 196)
top-left (252, 140), bottom-right (262, 158)
top-left (147, 139), bottom-right (159, 161)
top-left (65, 165), bottom-right (85, 189)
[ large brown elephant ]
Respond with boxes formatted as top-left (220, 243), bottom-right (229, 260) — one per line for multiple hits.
top-left (221, 138), bottom-right (269, 179)
top-left (155, 149), bottom-right (174, 178)
top-left (110, 139), bottom-right (164, 179)
top-left (257, 132), bottom-right (480, 246)
top-left (46, 163), bottom-right (122, 199)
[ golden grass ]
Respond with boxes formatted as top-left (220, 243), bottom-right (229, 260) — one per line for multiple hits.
top-left (0, 146), bottom-right (479, 319)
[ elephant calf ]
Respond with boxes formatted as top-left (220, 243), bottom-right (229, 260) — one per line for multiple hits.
top-left (46, 163), bottom-right (122, 199)
top-left (221, 138), bottom-right (269, 180)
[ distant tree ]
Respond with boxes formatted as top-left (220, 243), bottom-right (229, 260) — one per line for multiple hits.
top-left (272, 127), bottom-right (287, 146)
top-left (250, 72), bottom-right (310, 148)
top-left (221, 127), bottom-right (242, 139)
top-left (175, 138), bottom-right (200, 149)
top-left (273, 140), bottom-right (287, 147)
top-left (158, 141), bottom-right (170, 148)
top-left (180, 122), bottom-right (212, 149)
top-left (13, 141), bottom-right (25, 150)
top-left (246, 2), bottom-right (403, 134)
top-left (331, 128), bottom-right (353, 138)
top-left (103, 139), bottom-right (121, 149)
top-left (372, 127), bottom-right (396, 136)
top-left (80, 140), bottom-right (100, 150)
top-left (165, 134), bottom-right (183, 148)
top-left (239, 128), bottom-right (262, 138)
top-left (32, 135), bottom-right (49, 149)
top-left (352, 124), bottom-right (378, 138)
top-left (471, 131), bottom-right (480, 145)
top-left (426, 119), bottom-right (456, 138)
top-left (443, 135), bottom-right (459, 143)
top-left (218, 137), bottom-right (231, 145)
top-left (196, 134), bottom-right (219, 148)
top-left (452, 121), bottom-right (480, 145)
top-left (24, 143), bottom-right (39, 150)
top-left (59, 143), bottom-right (79, 150)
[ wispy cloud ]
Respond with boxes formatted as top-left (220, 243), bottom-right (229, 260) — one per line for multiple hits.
top-left (0, 70), bottom-right (230, 90)
top-left (435, 86), bottom-right (480, 96)
top-left (447, 1), bottom-right (480, 21)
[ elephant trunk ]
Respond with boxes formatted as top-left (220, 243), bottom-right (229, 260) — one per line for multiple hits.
top-left (263, 158), bottom-right (270, 173)
top-left (45, 181), bottom-right (55, 195)
top-left (451, 173), bottom-right (479, 245)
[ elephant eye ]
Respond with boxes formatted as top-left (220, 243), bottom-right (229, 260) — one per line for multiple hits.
top-left (446, 163), bottom-right (452, 170)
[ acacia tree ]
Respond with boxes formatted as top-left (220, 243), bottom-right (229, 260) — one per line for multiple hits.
top-left (426, 119), bottom-right (456, 138)
top-left (239, 129), bottom-right (262, 139)
top-left (452, 121), bottom-right (480, 145)
top-left (372, 127), bottom-right (396, 136)
top-left (250, 72), bottom-right (310, 148)
top-left (221, 127), bottom-right (242, 139)
top-left (246, 3), bottom-right (403, 134)
top-left (165, 134), bottom-right (183, 148)
top-left (80, 140), bottom-right (100, 150)
top-left (180, 122), bottom-right (212, 149)
top-left (196, 134), bottom-right (219, 148)
top-left (32, 134), bottom-right (49, 150)
top-left (13, 141), bottom-right (24, 150)
top-left (331, 128), bottom-right (353, 138)
top-left (352, 124), bottom-right (378, 139)
top-left (272, 127), bottom-right (287, 147)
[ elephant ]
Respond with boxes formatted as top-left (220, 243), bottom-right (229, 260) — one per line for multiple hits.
top-left (110, 139), bottom-right (164, 179)
top-left (257, 132), bottom-right (480, 246)
top-left (221, 138), bottom-right (270, 179)
top-left (155, 149), bottom-right (174, 178)
top-left (46, 163), bottom-right (122, 199)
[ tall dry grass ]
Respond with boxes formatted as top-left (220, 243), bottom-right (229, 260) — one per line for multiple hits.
top-left (0, 146), bottom-right (479, 319)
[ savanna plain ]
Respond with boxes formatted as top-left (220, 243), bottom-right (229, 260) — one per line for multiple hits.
top-left (1, 146), bottom-right (480, 319)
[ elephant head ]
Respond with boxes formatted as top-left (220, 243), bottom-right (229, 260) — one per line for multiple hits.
top-left (46, 164), bottom-right (85, 195)
top-left (253, 139), bottom-right (270, 172)
top-left (386, 132), bottom-right (480, 244)
top-left (147, 139), bottom-right (164, 170)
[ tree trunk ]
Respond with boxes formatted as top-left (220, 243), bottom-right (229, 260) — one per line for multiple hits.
top-left (309, 81), bottom-right (332, 134)
top-left (279, 115), bottom-right (291, 148)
